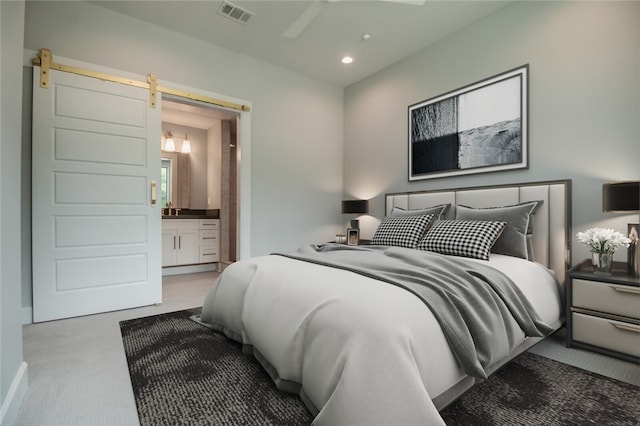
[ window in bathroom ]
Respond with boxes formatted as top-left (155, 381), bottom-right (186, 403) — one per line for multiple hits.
top-left (161, 158), bottom-right (172, 208)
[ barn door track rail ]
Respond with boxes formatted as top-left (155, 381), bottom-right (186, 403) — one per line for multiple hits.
top-left (32, 48), bottom-right (250, 112)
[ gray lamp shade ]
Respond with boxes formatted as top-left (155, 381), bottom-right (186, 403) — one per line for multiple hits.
top-left (603, 181), bottom-right (640, 212)
top-left (342, 199), bottom-right (369, 215)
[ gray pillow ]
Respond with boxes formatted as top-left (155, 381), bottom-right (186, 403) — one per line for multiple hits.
top-left (391, 204), bottom-right (450, 220)
top-left (455, 201), bottom-right (543, 260)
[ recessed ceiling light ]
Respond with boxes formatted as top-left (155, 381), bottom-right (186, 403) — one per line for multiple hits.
top-left (362, 33), bottom-right (371, 41)
top-left (341, 56), bottom-right (354, 64)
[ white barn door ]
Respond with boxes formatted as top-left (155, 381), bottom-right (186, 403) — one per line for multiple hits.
top-left (32, 63), bottom-right (162, 322)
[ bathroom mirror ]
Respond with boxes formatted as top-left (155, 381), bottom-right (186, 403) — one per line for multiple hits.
top-left (161, 152), bottom-right (190, 209)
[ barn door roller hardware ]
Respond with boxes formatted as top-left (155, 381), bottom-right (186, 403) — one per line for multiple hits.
top-left (32, 48), bottom-right (250, 112)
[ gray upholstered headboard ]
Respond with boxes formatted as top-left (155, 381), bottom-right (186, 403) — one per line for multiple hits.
top-left (385, 180), bottom-right (572, 285)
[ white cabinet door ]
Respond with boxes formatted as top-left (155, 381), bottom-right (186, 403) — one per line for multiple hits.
top-left (162, 220), bottom-right (200, 266)
top-left (32, 62), bottom-right (161, 322)
top-left (162, 230), bottom-right (177, 266)
top-left (176, 229), bottom-right (199, 265)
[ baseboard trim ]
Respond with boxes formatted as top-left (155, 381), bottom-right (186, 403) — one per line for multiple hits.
top-left (1, 361), bottom-right (28, 426)
top-left (162, 263), bottom-right (218, 276)
top-left (22, 307), bottom-right (33, 325)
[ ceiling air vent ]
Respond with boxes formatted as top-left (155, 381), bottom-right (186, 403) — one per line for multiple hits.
top-left (217, 1), bottom-right (255, 24)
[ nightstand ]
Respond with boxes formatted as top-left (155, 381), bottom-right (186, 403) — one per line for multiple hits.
top-left (566, 259), bottom-right (640, 363)
top-left (331, 239), bottom-right (372, 245)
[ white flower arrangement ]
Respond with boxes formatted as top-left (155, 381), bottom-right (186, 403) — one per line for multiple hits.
top-left (576, 227), bottom-right (632, 253)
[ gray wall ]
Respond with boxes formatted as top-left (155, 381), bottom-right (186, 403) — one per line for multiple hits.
top-left (344, 1), bottom-right (639, 265)
top-left (2, 0), bottom-right (27, 422)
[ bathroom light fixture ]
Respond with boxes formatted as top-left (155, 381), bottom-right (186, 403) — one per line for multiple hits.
top-left (181, 132), bottom-right (192, 154)
top-left (341, 56), bottom-right (353, 64)
top-left (164, 132), bottom-right (175, 152)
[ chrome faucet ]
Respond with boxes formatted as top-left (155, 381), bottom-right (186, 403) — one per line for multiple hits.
top-left (166, 201), bottom-right (173, 216)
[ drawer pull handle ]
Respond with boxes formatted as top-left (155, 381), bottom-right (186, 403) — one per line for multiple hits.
top-left (202, 237), bottom-right (217, 240)
top-left (609, 285), bottom-right (640, 295)
top-left (611, 323), bottom-right (640, 333)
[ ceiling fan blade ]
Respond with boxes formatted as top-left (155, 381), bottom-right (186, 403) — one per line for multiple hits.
top-left (283, 1), bottom-right (327, 39)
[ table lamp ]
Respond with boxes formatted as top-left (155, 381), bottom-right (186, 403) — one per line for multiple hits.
top-left (603, 181), bottom-right (640, 276)
top-left (342, 199), bottom-right (369, 229)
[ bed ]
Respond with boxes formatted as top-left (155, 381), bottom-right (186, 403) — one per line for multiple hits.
top-left (198, 179), bottom-right (572, 425)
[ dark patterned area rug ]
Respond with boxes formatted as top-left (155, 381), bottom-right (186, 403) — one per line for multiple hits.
top-left (120, 308), bottom-right (313, 426)
top-left (120, 309), bottom-right (639, 426)
top-left (441, 351), bottom-right (639, 426)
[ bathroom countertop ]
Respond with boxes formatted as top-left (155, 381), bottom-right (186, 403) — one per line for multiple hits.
top-left (162, 209), bottom-right (219, 219)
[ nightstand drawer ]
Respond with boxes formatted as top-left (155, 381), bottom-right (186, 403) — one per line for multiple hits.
top-left (573, 279), bottom-right (640, 319)
top-left (572, 312), bottom-right (640, 357)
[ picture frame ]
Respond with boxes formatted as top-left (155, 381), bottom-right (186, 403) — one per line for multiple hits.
top-left (347, 228), bottom-right (360, 246)
top-left (408, 65), bottom-right (528, 181)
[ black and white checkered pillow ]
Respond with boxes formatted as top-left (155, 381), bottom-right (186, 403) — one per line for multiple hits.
top-left (416, 219), bottom-right (506, 260)
top-left (371, 214), bottom-right (434, 249)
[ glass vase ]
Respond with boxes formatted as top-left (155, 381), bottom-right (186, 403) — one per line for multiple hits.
top-left (592, 251), bottom-right (613, 275)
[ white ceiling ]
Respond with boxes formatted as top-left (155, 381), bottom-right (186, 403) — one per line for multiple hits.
top-left (90, 0), bottom-right (512, 88)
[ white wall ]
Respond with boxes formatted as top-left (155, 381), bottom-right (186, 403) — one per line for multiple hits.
top-left (2, 1), bottom-right (27, 423)
top-left (344, 1), bottom-right (640, 265)
top-left (22, 1), bottom-right (344, 301)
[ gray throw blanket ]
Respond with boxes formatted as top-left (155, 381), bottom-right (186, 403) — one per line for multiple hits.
top-left (275, 243), bottom-right (553, 379)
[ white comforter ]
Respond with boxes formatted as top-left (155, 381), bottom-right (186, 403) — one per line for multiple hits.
top-left (199, 250), bottom-right (562, 425)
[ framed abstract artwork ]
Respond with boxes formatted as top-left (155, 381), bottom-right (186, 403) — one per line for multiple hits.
top-left (408, 65), bottom-right (528, 181)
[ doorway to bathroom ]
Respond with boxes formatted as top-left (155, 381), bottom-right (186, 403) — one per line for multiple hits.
top-left (161, 97), bottom-right (241, 269)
